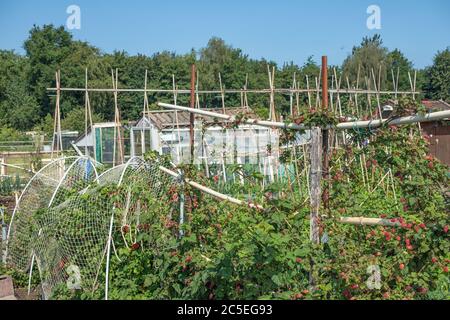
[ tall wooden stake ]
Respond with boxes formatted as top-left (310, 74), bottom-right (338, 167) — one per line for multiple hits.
top-left (189, 64), bottom-right (196, 163)
top-left (321, 56), bottom-right (328, 109)
top-left (51, 70), bottom-right (63, 158)
top-left (321, 56), bottom-right (330, 209)
top-left (309, 127), bottom-right (322, 244)
top-left (85, 68), bottom-right (93, 157)
top-left (308, 56), bottom-right (329, 288)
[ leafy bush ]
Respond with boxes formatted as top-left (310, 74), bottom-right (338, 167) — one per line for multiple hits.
top-left (5, 124), bottom-right (449, 300)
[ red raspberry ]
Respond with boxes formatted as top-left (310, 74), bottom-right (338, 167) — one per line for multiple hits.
top-left (343, 289), bottom-right (352, 300)
top-left (418, 287), bottom-right (428, 294)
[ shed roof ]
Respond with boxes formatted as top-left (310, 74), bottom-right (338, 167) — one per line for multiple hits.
top-left (421, 100), bottom-right (450, 112)
top-left (142, 107), bottom-right (259, 130)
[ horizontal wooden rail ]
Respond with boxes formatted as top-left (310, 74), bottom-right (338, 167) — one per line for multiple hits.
top-left (46, 87), bottom-right (420, 96)
top-left (339, 217), bottom-right (401, 227)
top-left (158, 165), bottom-right (264, 210)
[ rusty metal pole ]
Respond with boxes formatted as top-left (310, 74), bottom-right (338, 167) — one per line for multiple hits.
top-left (189, 64), bottom-right (196, 163)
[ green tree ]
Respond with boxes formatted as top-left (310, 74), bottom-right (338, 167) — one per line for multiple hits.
top-left (33, 113), bottom-right (55, 138)
top-left (61, 107), bottom-right (104, 134)
top-left (342, 34), bottom-right (389, 89)
top-left (1, 25), bottom-right (443, 135)
top-left (0, 79), bottom-right (40, 130)
top-left (0, 50), bottom-right (28, 102)
top-left (198, 37), bottom-right (248, 109)
top-left (386, 49), bottom-right (414, 92)
top-left (424, 48), bottom-right (450, 101)
top-left (24, 25), bottom-right (73, 116)
top-left (0, 126), bottom-right (29, 142)
top-left (0, 50), bottom-right (40, 130)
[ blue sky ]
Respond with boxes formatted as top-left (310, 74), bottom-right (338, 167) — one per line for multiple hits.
top-left (0, 0), bottom-right (449, 68)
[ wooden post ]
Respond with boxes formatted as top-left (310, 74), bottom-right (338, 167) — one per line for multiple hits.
top-left (189, 64), bottom-right (196, 162)
top-left (244, 74), bottom-right (249, 109)
top-left (85, 68), bottom-right (93, 157)
top-left (219, 73), bottom-right (226, 113)
top-left (308, 126), bottom-right (322, 290)
top-left (306, 75), bottom-right (312, 109)
top-left (321, 56), bottom-right (330, 209)
top-left (0, 157), bottom-right (5, 176)
top-left (51, 70), bottom-right (63, 158)
top-left (142, 70), bottom-right (150, 155)
top-left (307, 57), bottom-right (329, 287)
top-left (268, 66), bottom-right (276, 121)
top-left (179, 171), bottom-right (185, 238)
top-left (321, 56), bottom-right (328, 109)
top-left (309, 127), bottom-right (322, 244)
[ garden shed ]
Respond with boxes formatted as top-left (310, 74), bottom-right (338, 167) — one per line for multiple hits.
top-left (420, 100), bottom-right (450, 166)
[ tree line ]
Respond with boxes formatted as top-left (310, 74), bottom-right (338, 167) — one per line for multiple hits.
top-left (0, 24), bottom-right (448, 139)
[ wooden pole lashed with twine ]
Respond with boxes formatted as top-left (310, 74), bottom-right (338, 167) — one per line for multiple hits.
top-left (189, 64), bottom-right (196, 163)
top-left (308, 56), bottom-right (329, 288)
top-left (309, 56), bottom-right (329, 246)
top-left (51, 70), bottom-right (63, 158)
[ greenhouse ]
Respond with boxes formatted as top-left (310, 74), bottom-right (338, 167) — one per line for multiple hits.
top-left (74, 122), bottom-right (129, 165)
top-left (130, 108), bottom-right (310, 181)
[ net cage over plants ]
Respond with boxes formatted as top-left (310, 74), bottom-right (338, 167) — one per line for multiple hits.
top-left (3, 154), bottom-right (177, 299)
top-left (4, 156), bottom-right (100, 270)
top-left (2, 157), bottom-right (100, 295)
